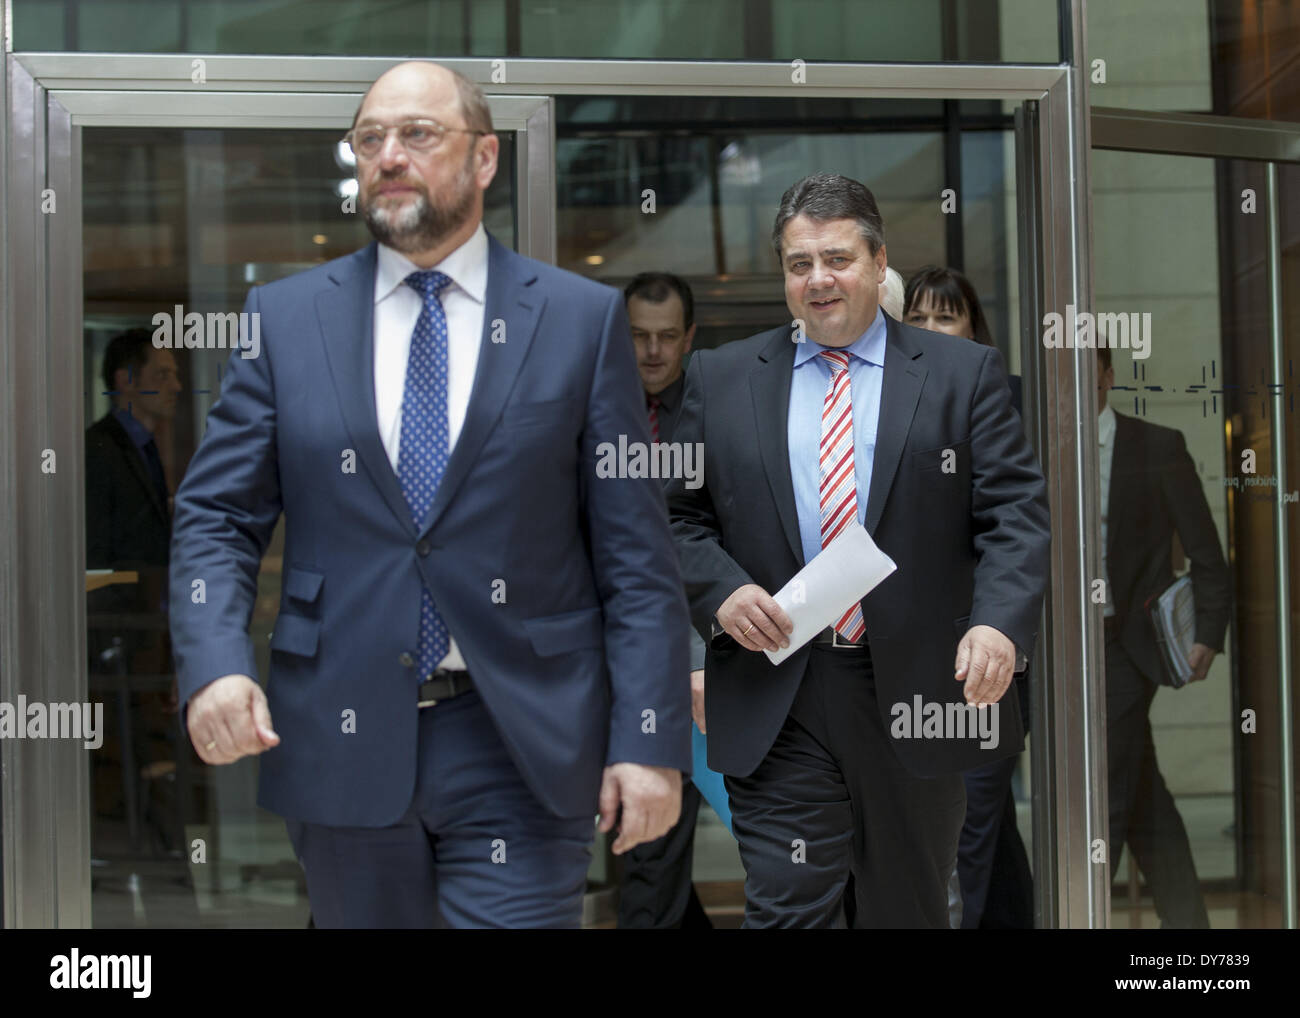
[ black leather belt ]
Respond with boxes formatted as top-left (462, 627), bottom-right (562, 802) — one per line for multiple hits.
top-left (417, 669), bottom-right (473, 708)
top-left (810, 627), bottom-right (867, 649)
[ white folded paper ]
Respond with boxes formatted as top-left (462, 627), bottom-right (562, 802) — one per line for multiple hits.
top-left (763, 521), bottom-right (898, 665)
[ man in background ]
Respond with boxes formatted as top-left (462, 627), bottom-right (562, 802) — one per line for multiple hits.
top-left (1098, 345), bottom-right (1231, 928)
top-left (616, 271), bottom-right (714, 929)
top-left (87, 328), bottom-right (180, 574)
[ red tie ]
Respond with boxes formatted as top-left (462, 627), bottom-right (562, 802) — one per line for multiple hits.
top-left (818, 350), bottom-right (867, 642)
top-left (647, 394), bottom-right (661, 443)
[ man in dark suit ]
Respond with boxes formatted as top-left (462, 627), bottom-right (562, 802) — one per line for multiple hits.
top-left (615, 271), bottom-right (712, 930)
top-left (666, 173), bottom-right (1050, 928)
top-left (86, 328), bottom-right (180, 573)
top-left (168, 61), bottom-right (691, 928)
top-left (1097, 345), bottom-right (1230, 928)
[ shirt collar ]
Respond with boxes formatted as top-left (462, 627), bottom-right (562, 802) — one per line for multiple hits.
top-left (374, 221), bottom-right (488, 306)
top-left (793, 305), bottom-right (887, 368)
top-left (113, 407), bottom-right (152, 448)
top-left (1098, 404), bottom-right (1116, 445)
top-left (648, 372), bottom-right (685, 415)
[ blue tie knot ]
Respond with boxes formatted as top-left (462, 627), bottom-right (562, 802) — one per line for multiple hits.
top-left (405, 270), bottom-right (452, 300)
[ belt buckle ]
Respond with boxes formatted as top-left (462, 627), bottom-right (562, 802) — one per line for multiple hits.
top-left (831, 629), bottom-right (858, 649)
top-left (417, 670), bottom-right (442, 709)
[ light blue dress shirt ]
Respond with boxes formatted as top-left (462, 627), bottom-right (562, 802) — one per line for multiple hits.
top-left (787, 310), bottom-right (887, 566)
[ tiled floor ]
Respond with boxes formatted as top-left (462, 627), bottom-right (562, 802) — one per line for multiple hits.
top-left (83, 788), bottom-right (1279, 929)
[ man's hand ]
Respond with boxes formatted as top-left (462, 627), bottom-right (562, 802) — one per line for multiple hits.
top-left (1187, 643), bottom-right (1216, 683)
top-left (187, 674), bottom-right (280, 765)
top-left (597, 762), bottom-right (681, 854)
top-left (955, 625), bottom-right (1016, 707)
top-left (690, 669), bottom-right (706, 734)
top-left (716, 584), bottom-right (793, 653)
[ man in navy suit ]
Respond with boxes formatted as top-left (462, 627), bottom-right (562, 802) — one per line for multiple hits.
top-left (168, 61), bottom-right (691, 928)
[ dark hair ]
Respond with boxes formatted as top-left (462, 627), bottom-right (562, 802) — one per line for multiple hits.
top-left (903, 265), bottom-right (993, 347)
top-left (1098, 345), bottom-right (1112, 372)
top-left (771, 174), bottom-right (885, 261)
top-left (351, 64), bottom-right (494, 134)
top-left (624, 272), bottom-right (695, 332)
top-left (101, 328), bottom-right (157, 394)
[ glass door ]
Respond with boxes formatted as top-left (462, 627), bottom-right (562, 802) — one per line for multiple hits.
top-left (1088, 126), bottom-right (1300, 928)
top-left (5, 54), bottom-right (1098, 929)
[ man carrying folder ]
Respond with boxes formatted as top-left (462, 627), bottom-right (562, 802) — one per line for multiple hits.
top-left (1097, 345), bottom-right (1231, 928)
top-left (665, 174), bottom-right (1051, 927)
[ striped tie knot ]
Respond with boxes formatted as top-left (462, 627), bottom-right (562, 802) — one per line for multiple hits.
top-left (818, 348), bottom-right (851, 374)
top-left (404, 269), bottom-right (452, 299)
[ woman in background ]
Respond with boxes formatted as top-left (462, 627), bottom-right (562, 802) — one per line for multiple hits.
top-left (903, 265), bottom-right (1033, 930)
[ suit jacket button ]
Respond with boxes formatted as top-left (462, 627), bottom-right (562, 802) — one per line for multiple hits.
top-left (399, 652), bottom-right (414, 667)
top-left (416, 539), bottom-right (431, 557)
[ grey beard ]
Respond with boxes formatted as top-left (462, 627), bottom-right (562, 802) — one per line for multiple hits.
top-left (362, 182), bottom-right (475, 253)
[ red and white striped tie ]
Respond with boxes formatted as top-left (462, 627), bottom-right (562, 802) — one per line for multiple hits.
top-left (818, 350), bottom-right (867, 643)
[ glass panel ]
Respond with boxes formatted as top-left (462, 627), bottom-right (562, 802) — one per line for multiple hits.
top-left (1088, 0), bottom-right (1300, 123)
top-left (556, 96), bottom-right (1013, 352)
top-left (13, 0), bottom-right (1060, 62)
top-left (82, 125), bottom-right (514, 927)
top-left (1091, 147), bottom-right (1294, 928)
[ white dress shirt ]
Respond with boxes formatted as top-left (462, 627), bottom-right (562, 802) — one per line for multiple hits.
top-left (1098, 404), bottom-right (1117, 618)
top-left (373, 222), bottom-right (488, 670)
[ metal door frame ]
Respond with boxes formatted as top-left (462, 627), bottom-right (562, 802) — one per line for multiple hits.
top-left (4, 50), bottom-right (1103, 928)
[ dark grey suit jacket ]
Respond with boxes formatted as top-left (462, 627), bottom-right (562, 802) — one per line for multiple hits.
top-left (1105, 410), bottom-right (1231, 685)
top-left (666, 315), bottom-right (1051, 778)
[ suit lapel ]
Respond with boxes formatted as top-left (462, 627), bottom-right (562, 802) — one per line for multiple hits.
top-left (751, 329), bottom-right (804, 565)
top-left (863, 317), bottom-right (926, 534)
top-left (316, 243), bottom-right (416, 533)
top-left (420, 235), bottom-right (544, 537)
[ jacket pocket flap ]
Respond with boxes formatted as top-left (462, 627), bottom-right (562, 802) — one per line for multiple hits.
top-left (269, 614), bottom-right (320, 657)
top-left (522, 607), bottom-right (604, 657)
top-left (284, 567), bottom-right (324, 603)
top-left (500, 397), bottom-right (581, 430)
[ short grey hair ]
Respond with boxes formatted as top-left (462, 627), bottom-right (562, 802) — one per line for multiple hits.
top-left (771, 173), bottom-right (886, 261)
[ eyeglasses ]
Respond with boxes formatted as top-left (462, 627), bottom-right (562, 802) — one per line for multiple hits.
top-left (342, 118), bottom-right (488, 159)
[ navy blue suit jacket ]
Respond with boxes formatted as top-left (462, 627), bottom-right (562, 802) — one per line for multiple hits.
top-left (169, 234), bottom-right (691, 825)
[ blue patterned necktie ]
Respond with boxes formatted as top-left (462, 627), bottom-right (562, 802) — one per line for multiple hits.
top-left (399, 270), bottom-right (453, 680)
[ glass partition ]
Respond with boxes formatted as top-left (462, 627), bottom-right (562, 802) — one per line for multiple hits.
top-left (1092, 146), bottom-right (1298, 928)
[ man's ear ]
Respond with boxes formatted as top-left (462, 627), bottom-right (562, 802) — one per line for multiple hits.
top-left (683, 323), bottom-right (696, 355)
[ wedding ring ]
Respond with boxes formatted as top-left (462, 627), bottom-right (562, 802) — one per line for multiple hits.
top-left (204, 740), bottom-right (217, 751)
top-left (743, 623), bottom-right (755, 637)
